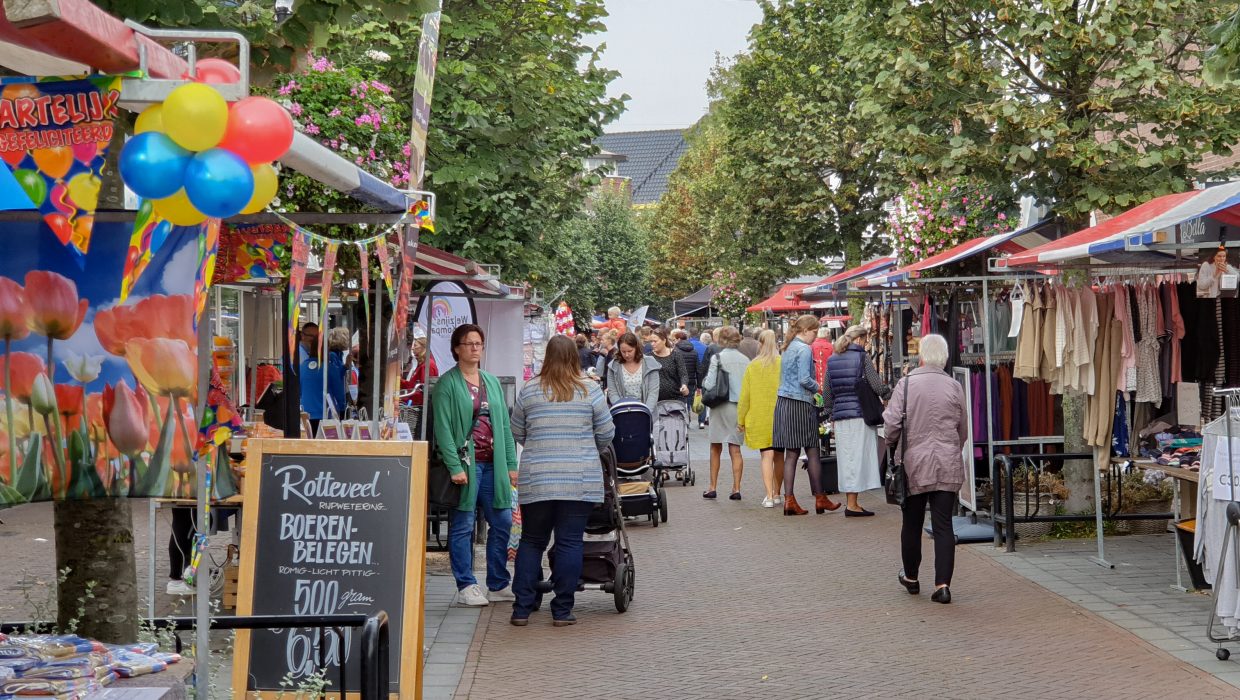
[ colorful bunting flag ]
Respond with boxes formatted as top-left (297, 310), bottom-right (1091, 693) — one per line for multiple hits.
top-left (287, 229), bottom-right (309, 359)
top-left (375, 237), bottom-right (396, 304)
top-left (410, 198), bottom-right (434, 232)
top-left (193, 219), bottom-right (220, 329)
top-left (0, 75), bottom-right (123, 263)
top-left (359, 242), bottom-right (371, 320)
top-left (120, 200), bottom-right (172, 301)
top-left (317, 241), bottom-right (339, 355)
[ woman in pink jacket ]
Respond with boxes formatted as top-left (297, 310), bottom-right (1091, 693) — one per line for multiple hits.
top-left (882, 334), bottom-right (968, 604)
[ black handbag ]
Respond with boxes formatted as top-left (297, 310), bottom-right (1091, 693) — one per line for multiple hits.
top-left (702, 354), bottom-right (731, 408)
top-left (428, 400), bottom-right (479, 509)
top-left (855, 362), bottom-right (885, 427)
top-left (885, 375), bottom-right (911, 507)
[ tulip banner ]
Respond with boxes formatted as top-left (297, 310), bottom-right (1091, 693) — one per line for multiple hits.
top-left (0, 76), bottom-right (123, 263)
top-left (0, 218), bottom-right (209, 505)
top-left (287, 229), bottom-right (309, 360)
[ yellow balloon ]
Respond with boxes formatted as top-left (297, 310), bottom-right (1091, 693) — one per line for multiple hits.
top-left (65, 172), bottom-right (101, 211)
top-left (152, 189), bottom-right (207, 226)
top-left (241, 163), bottom-right (278, 214)
top-left (135, 104), bottom-right (164, 134)
top-left (160, 84), bottom-right (228, 152)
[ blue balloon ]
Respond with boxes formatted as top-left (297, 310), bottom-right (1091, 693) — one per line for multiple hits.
top-left (119, 132), bottom-right (192, 200)
top-left (184, 148), bottom-right (254, 219)
top-left (150, 219), bottom-right (173, 253)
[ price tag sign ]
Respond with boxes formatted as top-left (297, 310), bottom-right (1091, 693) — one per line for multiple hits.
top-left (233, 439), bottom-right (427, 698)
top-left (1213, 437), bottom-right (1240, 502)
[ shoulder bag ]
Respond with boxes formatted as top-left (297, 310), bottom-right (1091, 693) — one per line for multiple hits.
top-left (855, 357), bottom-right (885, 427)
top-left (702, 354), bottom-right (731, 408)
top-left (885, 375), bottom-right (911, 507)
top-left (428, 386), bottom-right (480, 509)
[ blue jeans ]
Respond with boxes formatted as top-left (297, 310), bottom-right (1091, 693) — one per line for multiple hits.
top-left (512, 500), bottom-right (594, 621)
top-left (448, 462), bottom-right (513, 592)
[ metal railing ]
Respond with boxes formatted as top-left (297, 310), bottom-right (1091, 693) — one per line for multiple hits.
top-left (2, 612), bottom-right (390, 699)
top-left (992, 453), bottom-right (1175, 552)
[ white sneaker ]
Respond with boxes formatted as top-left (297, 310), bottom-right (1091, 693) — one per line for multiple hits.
top-left (453, 584), bottom-right (490, 607)
top-left (761, 497), bottom-right (776, 508)
top-left (488, 586), bottom-right (516, 602)
top-left (166, 579), bottom-right (195, 596)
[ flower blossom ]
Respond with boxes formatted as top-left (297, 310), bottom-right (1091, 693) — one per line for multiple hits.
top-left (366, 50), bottom-right (392, 63)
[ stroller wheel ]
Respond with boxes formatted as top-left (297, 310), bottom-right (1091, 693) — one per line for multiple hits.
top-left (651, 509), bottom-right (659, 527)
top-left (658, 488), bottom-right (668, 523)
top-left (614, 562), bottom-right (635, 613)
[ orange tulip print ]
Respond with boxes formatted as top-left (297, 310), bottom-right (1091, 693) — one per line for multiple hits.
top-left (0, 276), bottom-right (30, 342)
top-left (125, 338), bottom-right (196, 399)
top-left (24, 271), bottom-right (87, 341)
top-left (153, 395), bottom-right (195, 476)
top-left (85, 392), bottom-right (105, 443)
top-left (95, 294), bottom-right (196, 357)
top-left (7, 351), bottom-right (45, 403)
top-left (54, 383), bottom-right (83, 432)
top-left (104, 380), bottom-right (150, 457)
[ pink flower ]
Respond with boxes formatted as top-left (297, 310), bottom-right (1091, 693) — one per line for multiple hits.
top-left (304, 123), bottom-right (321, 135)
top-left (998, 212), bottom-right (1007, 220)
top-left (329, 108), bottom-right (342, 117)
top-left (288, 102), bottom-right (303, 116)
top-left (310, 56), bottom-right (335, 72)
top-left (278, 79), bottom-right (299, 96)
top-left (370, 81), bottom-right (392, 94)
top-left (402, 143), bottom-right (412, 157)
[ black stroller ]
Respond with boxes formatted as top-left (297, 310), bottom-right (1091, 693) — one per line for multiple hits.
top-left (610, 399), bottom-right (668, 526)
top-left (541, 444), bottom-right (636, 612)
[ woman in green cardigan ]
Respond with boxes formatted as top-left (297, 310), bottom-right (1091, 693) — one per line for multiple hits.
top-left (432, 323), bottom-right (519, 608)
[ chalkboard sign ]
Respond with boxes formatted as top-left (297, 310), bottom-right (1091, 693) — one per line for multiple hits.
top-left (233, 439), bottom-right (428, 698)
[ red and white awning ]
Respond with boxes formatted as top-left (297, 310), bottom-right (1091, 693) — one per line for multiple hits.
top-left (800, 256), bottom-right (896, 295)
top-left (855, 228), bottom-right (1030, 288)
top-left (746, 283), bottom-right (815, 313)
top-left (1001, 182), bottom-right (1240, 267)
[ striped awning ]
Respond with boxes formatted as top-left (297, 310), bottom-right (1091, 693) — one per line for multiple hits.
top-left (417, 244), bottom-right (510, 297)
top-left (800, 256), bottom-right (896, 295)
top-left (1001, 182), bottom-right (1240, 267)
top-left (855, 227), bottom-right (1030, 289)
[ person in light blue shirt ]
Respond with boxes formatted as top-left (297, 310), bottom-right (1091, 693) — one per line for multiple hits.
top-left (298, 323), bottom-right (324, 435)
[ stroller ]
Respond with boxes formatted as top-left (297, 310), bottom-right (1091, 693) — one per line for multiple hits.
top-left (610, 400), bottom-right (669, 526)
top-left (541, 445), bottom-right (636, 613)
top-left (652, 400), bottom-right (695, 487)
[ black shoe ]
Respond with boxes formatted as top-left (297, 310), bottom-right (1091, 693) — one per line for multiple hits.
top-left (729, 492), bottom-right (741, 500)
top-left (510, 616), bottom-right (529, 626)
top-left (845, 508), bottom-right (875, 517)
top-left (898, 571), bottom-right (920, 595)
top-left (552, 615), bottom-right (577, 627)
top-left (702, 490), bottom-right (717, 499)
top-left (931, 586), bottom-right (951, 604)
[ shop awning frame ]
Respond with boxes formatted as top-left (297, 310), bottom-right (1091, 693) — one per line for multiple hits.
top-left (799, 256), bottom-right (897, 296)
top-left (854, 222), bottom-right (1050, 289)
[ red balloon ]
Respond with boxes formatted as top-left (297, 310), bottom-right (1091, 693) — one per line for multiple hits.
top-left (192, 58), bottom-right (242, 84)
top-left (217, 97), bottom-right (294, 164)
top-left (44, 213), bottom-right (72, 245)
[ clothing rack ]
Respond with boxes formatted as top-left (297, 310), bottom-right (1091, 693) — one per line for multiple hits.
top-left (1207, 388), bottom-right (1240, 660)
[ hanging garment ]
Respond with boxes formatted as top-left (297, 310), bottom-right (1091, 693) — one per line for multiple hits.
top-left (997, 364), bottom-right (1014, 444)
top-left (1008, 282), bottom-right (1026, 339)
top-left (1076, 287), bottom-right (1098, 396)
top-left (946, 289), bottom-right (962, 370)
top-left (1223, 298), bottom-right (1240, 388)
top-left (1040, 286), bottom-right (1059, 388)
top-left (1085, 292), bottom-right (1120, 449)
top-left (1012, 378), bottom-right (1029, 441)
top-left (1168, 282), bottom-right (1186, 385)
top-left (989, 296), bottom-right (1014, 353)
top-left (1117, 285), bottom-right (1138, 395)
top-left (1111, 394), bottom-right (1129, 457)
top-left (1135, 284), bottom-right (1163, 404)
top-left (972, 370), bottom-right (985, 459)
top-left (1159, 283), bottom-right (1174, 398)
top-left (1014, 283), bottom-right (1043, 381)
top-left (1177, 282), bottom-right (1199, 383)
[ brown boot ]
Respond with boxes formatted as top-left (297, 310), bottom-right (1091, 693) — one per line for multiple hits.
top-left (784, 494), bottom-right (808, 516)
top-left (815, 493), bottom-right (842, 514)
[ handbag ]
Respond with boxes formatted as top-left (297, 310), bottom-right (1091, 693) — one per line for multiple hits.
top-left (885, 375), bottom-right (911, 507)
top-left (702, 354), bottom-right (731, 408)
top-left (428, 398), bottom-right (480, 509)
top-left (854, 360), bottom-right (885, 427)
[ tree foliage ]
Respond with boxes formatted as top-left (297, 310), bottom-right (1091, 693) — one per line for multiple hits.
top-left (529, 188), bottom-right (651, 320)
top-left (846, 0), bottom-right (1240, 222)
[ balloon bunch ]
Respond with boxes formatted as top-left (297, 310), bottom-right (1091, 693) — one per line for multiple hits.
top-left (119, 60), bottom-right (293, 226)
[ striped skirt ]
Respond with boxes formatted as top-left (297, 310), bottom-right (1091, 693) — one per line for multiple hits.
top-left (771, 396), bottom-right (819, 450)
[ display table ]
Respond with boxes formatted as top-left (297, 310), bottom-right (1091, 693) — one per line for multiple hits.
top-left (1121, 458), bottom-right (1202, 590)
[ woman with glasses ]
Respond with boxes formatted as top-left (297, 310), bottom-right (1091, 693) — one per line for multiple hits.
top-left (431, 324), bottom-right (520, 608)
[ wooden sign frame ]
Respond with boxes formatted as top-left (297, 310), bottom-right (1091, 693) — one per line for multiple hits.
top-left (232, 438), bottom-right (428, 699)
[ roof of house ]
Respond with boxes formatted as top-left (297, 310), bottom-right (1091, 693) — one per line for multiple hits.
top-left (595, 129), bottom-right (689, 204)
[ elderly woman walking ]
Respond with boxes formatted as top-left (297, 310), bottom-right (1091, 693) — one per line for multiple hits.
top-left (824, 325), bottom-right (891, 517)
top-left (738, 329), bottom-right (783, 507)
top-left (701, 326), bottom-right (751, 500)
top-left (883, 334), bottom-right (968, 603)
top-left (510, 335), bottom-right (616, 626)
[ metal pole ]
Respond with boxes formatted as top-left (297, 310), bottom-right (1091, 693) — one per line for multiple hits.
top-left (371, 283), bottom-right (382, 423)
top-left (1172, 476), bottom-right (1187, 592)
top-left (1089, 452), bottom-right (1113, 568)
top-left (194, 305), bottom-right (212, 696)
top-left (420, 294), bottom-right (435, 441)
top-left (147, 500), bottom-right (156, 619)
top-left (982, 277), bottom-right (995, 523)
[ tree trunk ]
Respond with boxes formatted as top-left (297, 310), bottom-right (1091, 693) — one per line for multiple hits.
top-left (1062, 394), bottom-right (1093, 512)
top-left (844, 237), bottom-right (864, 322)
top-left (52, 120), bottom-right (138, 642)
top-left (54, 498), bottom-right (139, 641)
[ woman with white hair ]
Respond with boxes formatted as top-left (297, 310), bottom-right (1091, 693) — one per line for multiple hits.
top-left (823, 325), bottom-right (891, 517)
top-left (882, 333), bottom-right (967, 604)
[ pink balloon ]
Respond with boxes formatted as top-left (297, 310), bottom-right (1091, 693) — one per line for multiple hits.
top-left (49, 182), bottom-right (74, 216)
top-left (193, 58), bottom-right (242, 84)
top-left (72, 141), bottom-right (97, 164)
top-left (217, 96), bottom-right (294, 164)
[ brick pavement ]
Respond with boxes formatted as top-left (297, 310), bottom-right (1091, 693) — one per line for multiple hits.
top-left (457, 436), bottom-right (1237, 699)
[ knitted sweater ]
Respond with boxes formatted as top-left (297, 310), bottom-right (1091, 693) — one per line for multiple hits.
top-left (511, 379), bottom-right (616, 504)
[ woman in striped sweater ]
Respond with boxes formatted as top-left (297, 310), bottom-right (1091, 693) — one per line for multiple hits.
top-left (509, 335), bottom-right (616, 627)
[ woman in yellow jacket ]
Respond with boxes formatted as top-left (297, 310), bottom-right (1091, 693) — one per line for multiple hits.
top-left (737, 329), bottom-right (784, 508)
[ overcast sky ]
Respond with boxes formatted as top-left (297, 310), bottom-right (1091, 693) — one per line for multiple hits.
top-left (595, 0), bottom-right (763, 132)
